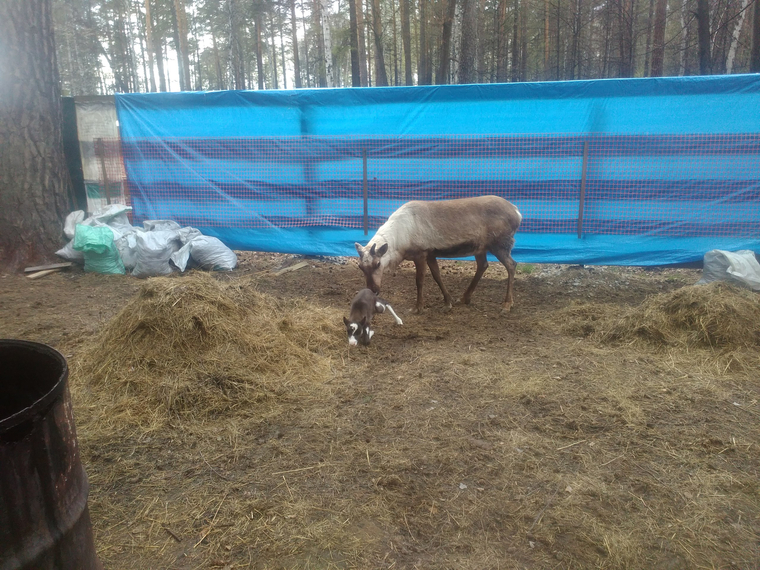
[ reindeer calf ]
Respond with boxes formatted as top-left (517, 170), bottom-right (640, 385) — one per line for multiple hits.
top-left (343, 288), bottom-right (403, 347)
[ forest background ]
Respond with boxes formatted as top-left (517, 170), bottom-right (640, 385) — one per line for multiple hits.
top-left (54, 0), bottom-right (760, 96)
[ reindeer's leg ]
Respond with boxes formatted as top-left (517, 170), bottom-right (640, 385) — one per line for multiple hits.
top-left (413, 258), bottom-right (426, 313)
top-left (426, 254), bottom-right (454, 308)
top-left (490, 242), bottom-right (517, 313)
top-left (459, 253), bottom-right (489, 305)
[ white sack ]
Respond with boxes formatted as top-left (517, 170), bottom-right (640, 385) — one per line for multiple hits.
top-left (64, 211), bottom-right (86, 239)
top-left (132, 230), bottom-right (181, 278)
top-left (170, 235), bottom-right (237, 272)
top-left (697, 249), bottom-right (760, 291)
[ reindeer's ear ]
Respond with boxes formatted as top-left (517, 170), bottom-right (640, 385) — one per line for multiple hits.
top-left (354, 242), bottom-right (365, 255)
top-left (343, 317), bottom-right (350, 326)
top-left (369, 244), bottom-right (376, 256)
top-left (376, 243), bottom-right (388, 257)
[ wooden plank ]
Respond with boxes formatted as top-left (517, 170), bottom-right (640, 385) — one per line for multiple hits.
top-left (27, 268), bottom-right (64, 280)
top-left (24, 262), bottom-right (73, 273)
top-left (273, 261), bottom-right (309, 276)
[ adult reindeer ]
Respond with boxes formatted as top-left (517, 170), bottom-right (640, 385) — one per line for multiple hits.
top-left (355, 195), bottom-right (522, 314)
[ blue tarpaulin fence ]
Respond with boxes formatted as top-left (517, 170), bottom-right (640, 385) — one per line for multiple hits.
top-left (114, 75), bottom-right (760, 265)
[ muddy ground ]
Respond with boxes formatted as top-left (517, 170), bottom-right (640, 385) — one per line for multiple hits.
top-left (1, 254), bottom-right (758, 569)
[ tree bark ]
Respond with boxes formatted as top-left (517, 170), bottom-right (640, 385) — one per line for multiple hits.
top-left (512, 0), bottom-right (521, 81)
top-left (725, 0), bottom-right (749, 73)
top-left (419, 0), bottom-right (431, 84)
top-left (291, 0), bottom-right (303, 87)
top-left (459, 0), bottom-right (477, 83)
top-left (254, 10), bottom-right (265, 89)
top-left (696, 0), bottom-right (711, 73)
top-left (270, 13), bottom-right (279, 89)
top-left (496, 0), bottom-right (508, 81)
top-left (357, 0), bottom-right (369, 85)
top-left (438, 0), bottom-right (457, 83)
top-left (173, 0), bottom-right (192, 90)
top-left (0, 0), bottom-right (72, 269)
top-left (650, 0), bottom-right (668, 76)
top-left (750, 0), bottom-right (760, 71)
top-left (349, 0), bottom-right (362, 85)
top-left (401, 0), bottom-right (413, 84)
top-left (371, 0), bottom-right (388, 85)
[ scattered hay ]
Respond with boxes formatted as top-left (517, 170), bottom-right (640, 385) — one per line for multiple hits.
top-left (76, 272), bottom-right (342, 423)
top-left (550, 282), bottom-right (760, 352)
top-left (600, 282), bottom-right (760, 349)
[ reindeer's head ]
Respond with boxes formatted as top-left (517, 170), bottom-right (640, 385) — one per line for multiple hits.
top-left (343, 316), bottom-right (374, 346)
top-left (355, 242), bottom-right (388, 294)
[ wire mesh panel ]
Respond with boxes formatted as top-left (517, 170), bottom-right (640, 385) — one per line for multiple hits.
top-left (114, 77), bottom-right (760, 264)
top-left (118, 133), bottom-right (760, 240)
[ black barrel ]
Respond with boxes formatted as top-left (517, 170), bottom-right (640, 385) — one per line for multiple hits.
top-left (0, 340), bottom-right (102, 570)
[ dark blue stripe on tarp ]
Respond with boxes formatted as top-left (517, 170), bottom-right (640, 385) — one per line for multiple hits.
top-left (120, 134), bottom-right (760, 162)
top-left (126, 179), bottom-right (760, 203)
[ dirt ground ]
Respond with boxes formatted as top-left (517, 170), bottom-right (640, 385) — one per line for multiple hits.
top-left (1, 253), bottom-right (759, 569)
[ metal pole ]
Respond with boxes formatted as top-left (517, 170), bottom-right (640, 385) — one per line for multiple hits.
top-left (363, 148), bottom-right (368, 235)
top-left (577, 140), bottom-right (589, 239)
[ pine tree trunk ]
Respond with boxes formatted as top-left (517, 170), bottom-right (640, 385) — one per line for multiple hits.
top-left (401, 0), bottom-right (413, 84)
top-left (254, 11), bottom-right (265, 89)
top-left (749, 0), bottom-right (760, 71)
top-left (496, 0), bottom-right (508, 81)
top-left (419, 0), bottom-right (429, 84)
top-left (173, 0), bottom-right (192, 90)
top-left (643, 0), bottom-right (655, 75)
top-left (356, 0), bottom-right (369, 85)
top-left (0, 0), bottom-right (72, 269)
top-left (291, 0), bottom-right (303, 87)
top-left (650, 0), bottom-right (668, 76)
top-left (279, 12), bottom-right (288, 89)
top-left (438, 0), bottom-right (457, 83)
top-left (270, 13), bottom-right (279, 89)
top-left (372, 0), bottom-right (389, 85)
top-left (321, 0), bottom-right (334, 86)
top-left (211, 30), bottom-right (223, 89)
top-left (511, 0), bottom-right (521, 81)
top-left (349, 0), bottom-right (362, 85)
top-left (459, 0), bottom-right (477, 83)
top-left (725, 0), bottom-right (749, 73)
top-left (697, 0), bottom-right (711, 73)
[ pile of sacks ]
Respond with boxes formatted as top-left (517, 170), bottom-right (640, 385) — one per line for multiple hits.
top-left (56, 205), bottom-right (238, 277)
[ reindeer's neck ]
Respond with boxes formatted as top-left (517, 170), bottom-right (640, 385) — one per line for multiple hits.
top-left (370, 222), bottom-right (405, 270)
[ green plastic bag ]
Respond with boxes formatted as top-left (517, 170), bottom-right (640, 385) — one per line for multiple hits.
top-left (73, 224), bottom-right (126, 274)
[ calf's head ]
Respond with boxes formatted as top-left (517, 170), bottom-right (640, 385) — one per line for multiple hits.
top-left (355, 242), bottom-right (388, 294)
top-left (343, 316), bottom-right (374, 346)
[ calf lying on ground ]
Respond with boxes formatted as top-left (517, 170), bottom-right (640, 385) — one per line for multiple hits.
top-left (343, 288), bottom-right (403, 346)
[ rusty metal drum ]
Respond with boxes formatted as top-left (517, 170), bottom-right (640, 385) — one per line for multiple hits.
top-left (0, 339), bottom-right (102, 570)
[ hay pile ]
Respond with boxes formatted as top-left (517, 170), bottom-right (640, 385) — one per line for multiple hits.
top-left (553, 282), bottom-right (760, 351)
top-left (600, 282), bottom-right (760, 349)
top-left (76, 272), bottom-right (342, 422)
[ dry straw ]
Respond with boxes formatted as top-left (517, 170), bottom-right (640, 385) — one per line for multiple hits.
top-left (552, 282), bottom-right (760, 351)
top-left (76, 272), bottom-right (343, 424)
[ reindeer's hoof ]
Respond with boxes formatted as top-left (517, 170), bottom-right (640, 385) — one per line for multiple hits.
top-left (458, 297), bottom-right (472, 306)
top-left (410, 306), bottom-right (423, 314)
top-left (441, 304), bottom-right (453, 313)
top-left (501, 304), bottom-right (513, 314)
